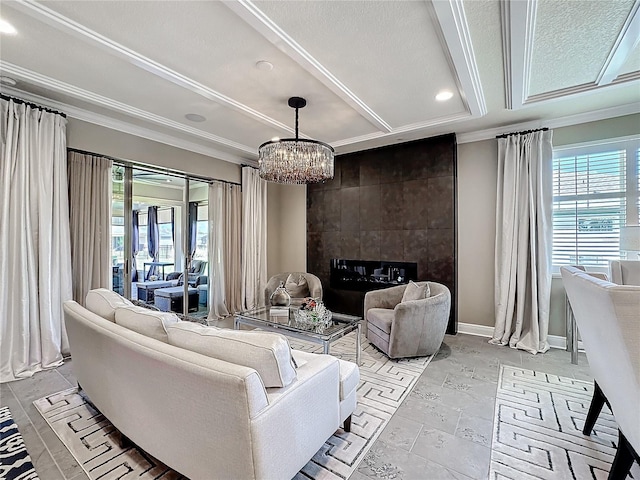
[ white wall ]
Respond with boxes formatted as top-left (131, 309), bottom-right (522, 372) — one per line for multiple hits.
top-left (266, 183), bottom-right (307, 278)
top-left (67, 119), bottom-right (241, 183)
top-left (457, 139), bottom-right (498, 328)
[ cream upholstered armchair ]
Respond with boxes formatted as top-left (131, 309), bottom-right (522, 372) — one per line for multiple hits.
top-left (364, 281), bottom-right (451, 359)
top-left (264, 272), bottom-right (323, 307)
top-left (609, 260), bottom-right (640, 286)
top-left (561, 266), bottom-right (640, 478)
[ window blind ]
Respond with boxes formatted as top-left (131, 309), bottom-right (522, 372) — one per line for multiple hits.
top-left (552, 137), bottom-right (640, 268)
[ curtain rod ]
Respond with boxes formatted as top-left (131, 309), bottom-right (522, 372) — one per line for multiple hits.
top-left (496, 127), bottom-right (548, 139)
top-left (1, 93), bottom-right (67, 118)
top-left (67, 147), bottom-right (241, 187)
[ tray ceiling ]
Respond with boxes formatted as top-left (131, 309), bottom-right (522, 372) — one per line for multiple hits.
top-left (0, 0), bottom-right (638, 165)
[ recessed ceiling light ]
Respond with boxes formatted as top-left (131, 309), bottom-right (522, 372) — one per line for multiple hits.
top-left (0, 76), bottom-right (17, 86)
top-left (0, 19), bottom-right (17, 35)
top-left (185, 113), bottom-right (206, 122)
top-left (255, 60), bottom-right (274, 71)
top-left (435, 90), bottom-right (454, 102)
top-left (271, 137), bottom-right (280, 142)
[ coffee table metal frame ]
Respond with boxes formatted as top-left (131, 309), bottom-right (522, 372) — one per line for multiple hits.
top-left (234, 307), bottom-right (362, 365)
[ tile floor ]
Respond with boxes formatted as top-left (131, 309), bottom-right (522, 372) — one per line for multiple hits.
top-left (0, 333), bottom-right (593, 480)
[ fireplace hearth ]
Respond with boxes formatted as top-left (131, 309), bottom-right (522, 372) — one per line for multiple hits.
top-left (330, 259), bottom-right (418, 292)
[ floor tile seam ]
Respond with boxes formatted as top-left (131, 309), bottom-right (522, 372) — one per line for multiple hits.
top-left (2, 382), bottom-right (19, 407)
top-left (29, 413), bottom-right (72, 479)
top-left (8, 382), bottom-right (69, 479)
top-left (412, 348), bottom-right (491, 475)
top-left (443, 375), bottom-right (498, 390)
top-left (452, 406), bottom-right (464, 441)
top-left (410, 441), bottom-right (488, 480)
top-left (408, 423), bottom-right (424, 452)
top-left (55, 365), bottom-right (75, 388)
top-left (66, 471), bottom-right (89, 480)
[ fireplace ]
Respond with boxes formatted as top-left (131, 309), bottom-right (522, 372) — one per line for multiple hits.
top-left (330, 259), bottom-right (418, 292)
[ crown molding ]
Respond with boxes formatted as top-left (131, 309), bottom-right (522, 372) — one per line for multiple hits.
top-left (224, 0), bottom-right (392, 133)
top-left (597, 1), bottom-right (640, 85)
top-left (11, 0), bottom-right (294, 135)
top-left (1, 62), bottom-right (255, 155)
top-left (429, 0), bottom-right (487, 117)
top-left (391, 112), bottom-right (473, 135)
top-left (456, 102), bottom-right (640, 144)
top-left (1, 86), bottom-right (252, 165)
top-left (331, 112), bottom-right (470, 149)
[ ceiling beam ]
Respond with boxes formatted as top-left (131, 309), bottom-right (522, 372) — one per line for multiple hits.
top-left (223, 0), bottom-right (392, 133)
top-left (429, 0), bottom-right (487, 117)
top-left (501, 0), bottom-right (537, 110)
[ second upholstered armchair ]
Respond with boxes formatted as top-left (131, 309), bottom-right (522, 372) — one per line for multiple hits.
top-left (364, 281), bottom-right (451, 359)
top-left (264, 272), bottom-right (323, 307)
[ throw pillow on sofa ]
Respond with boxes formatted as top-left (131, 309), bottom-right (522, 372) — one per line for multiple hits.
top-left (285, 273), bottom-right (310, 298)
top-left (85, 288), bottom-right (134, 322)
top-left (166, 322), bottom-right (296, 388)
top-left (115, 306), bottom-right (179, 343)
top-left (401, 281), bottom-right (430, 303)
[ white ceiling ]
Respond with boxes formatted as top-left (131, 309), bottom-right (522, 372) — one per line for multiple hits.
top-left (1, 0), bottom-right (638, 165)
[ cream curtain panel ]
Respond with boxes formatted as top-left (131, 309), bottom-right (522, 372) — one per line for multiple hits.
top-left (68, 151), bottom-right (112, 305)
top-left (207, 181), bottom-right (242, 318)
top-left (241, 167), bottom-right (267, 310)
top-left (0, 97), bottom-right (72, 382)
top-left (490, 130), bottom-right (553, 354)
top-left (225, 184), bottom-right (242, 313)
top-left (208, 182), bottom-right (227, 318)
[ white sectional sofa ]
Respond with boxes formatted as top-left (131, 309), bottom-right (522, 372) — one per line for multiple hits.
top-left (64, 289), bottom-right (359, 480)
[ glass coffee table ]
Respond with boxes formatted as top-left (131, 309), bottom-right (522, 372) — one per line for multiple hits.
top-left (234, 307), bottom-right (362, 365)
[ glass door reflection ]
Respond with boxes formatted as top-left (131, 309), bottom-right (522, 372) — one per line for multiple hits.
top-left (110, 165), bottom-right (210, 320)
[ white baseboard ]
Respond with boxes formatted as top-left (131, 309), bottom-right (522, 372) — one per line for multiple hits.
top-left (457, 322), bottom-right (493, 338)
top-left (547, 335), bottom-right (566, 349)
top-left (457, 322), bottom-right (583, 350)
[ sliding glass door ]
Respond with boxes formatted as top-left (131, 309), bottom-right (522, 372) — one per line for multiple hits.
top-left (111, 165), bottom-right (210, 317)
top-left (188, 179), bottom-right (210, 317)
top-left (111, 166), bottom-right (126, 295)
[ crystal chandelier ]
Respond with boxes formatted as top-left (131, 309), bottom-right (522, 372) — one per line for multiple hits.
top-left (258, 97), bottom-right (334, 184)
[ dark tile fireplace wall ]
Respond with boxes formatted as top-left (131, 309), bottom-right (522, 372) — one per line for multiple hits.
top-left (307, 133), bottom-right (457, 334)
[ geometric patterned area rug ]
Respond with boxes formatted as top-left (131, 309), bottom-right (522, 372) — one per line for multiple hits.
top-left (490, 365), bottom-right (640, 479)
top-left (289, 334), bottom-right (433, 479)
top-left (0, 406), bottom-right (39, 480)
top-left (33, 334), bottom-right (432, 480)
